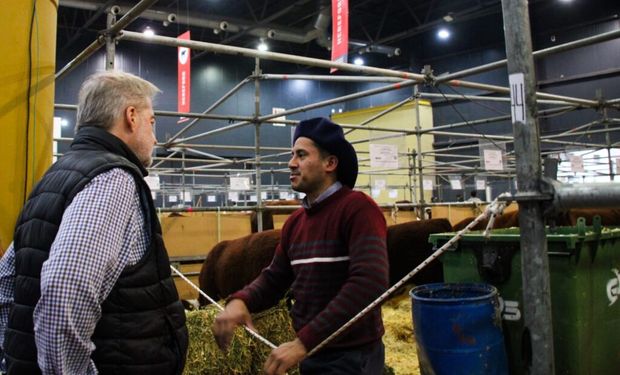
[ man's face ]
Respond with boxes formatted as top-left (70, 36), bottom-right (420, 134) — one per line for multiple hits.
top-left (132, 99), bottom-right (157, 168)
top-left (288, 137), bottom-right (335, 199)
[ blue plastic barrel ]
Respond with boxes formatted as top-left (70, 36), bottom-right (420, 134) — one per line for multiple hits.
top-left (410, 283), bottom-right (508, 375)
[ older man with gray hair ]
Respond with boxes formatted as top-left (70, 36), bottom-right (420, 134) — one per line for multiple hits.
top-left (0, 71), bottom-right (188, 374)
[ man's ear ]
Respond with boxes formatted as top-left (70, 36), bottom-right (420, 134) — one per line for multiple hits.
top-left (124, 105), bottom-right (139, 132)
top-left (325, 155), bottom-right (339, 172)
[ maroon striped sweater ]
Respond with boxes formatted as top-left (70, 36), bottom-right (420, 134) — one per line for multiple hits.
top-left (231, 187), bottom-right (389, 351)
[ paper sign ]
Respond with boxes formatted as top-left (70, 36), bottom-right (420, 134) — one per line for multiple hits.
top-left (261, 192), bottom-right (268, 199)
top-left (230, 176), bottom-right (251, 191)
top-left (144, 175), bottom-right (160, 191)
top-left (272, 107), bottom-right (286, 127)
top-left (450, 179), bottom-right (462, 190)
top-left (369, 143), bottom-right (399, 169)
top-left (250, 195), bottom-right (257, 202)
top-left (570, 155), bottom-right (584, 172)
top-left (207, 195), bottom-right (216, 203)
top-left (484, 149), bottom-right (504, 171)
top-left (476, 179), bottom-right (486, 190)
top-left (423, 179), bottom-right (434, 191)
top-left (183, 192), bottom-right (192, 203)
top-left (169, 195), bottom-right (178, 203)
top-left (228, 192), bottom-right (239, 201)
top-left (509, 72), bottom-right (526, 124)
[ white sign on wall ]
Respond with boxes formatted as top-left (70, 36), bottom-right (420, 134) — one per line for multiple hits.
top-left (369, 143), bottom-right (399, 169)
top-left (183, 192), bottom-right (192, 203)
top-left (374, 179), bottom-right (386, 190)
top-left (570, 155), bottom-right (584, 172)
top-left (230, 176), bottom-right (251, 191)
top-left (388, 189), bottom-right (398, 198)
top-left (450, 178), bottom-right (462, 190)
top-left (228, 192), bottom-right (239, 201)
top-left (423, 179), bottom-right (434, 191)
top-left (483, 149), bottom-right (504, 171)
top-left (168, 195), bottom-right (178, 203)
top-left (475, 178), bottom-right (486, 190)
top-left (207, 195), bottom-right (216, 203)
top-left (144, 175), bottom-right (160, 191)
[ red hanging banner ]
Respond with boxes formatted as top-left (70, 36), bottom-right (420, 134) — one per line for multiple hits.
top-left (330, 0), bottom-right (349, 73)
top-left (177, 31), bottom-right (191, 123)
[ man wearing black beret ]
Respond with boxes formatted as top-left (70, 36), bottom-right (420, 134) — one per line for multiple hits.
top-left (214, 117), bottom-right (389, 374)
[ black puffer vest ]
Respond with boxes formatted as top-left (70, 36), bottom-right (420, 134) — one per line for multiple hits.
top-left (4, 127), bottom-right (188, 374)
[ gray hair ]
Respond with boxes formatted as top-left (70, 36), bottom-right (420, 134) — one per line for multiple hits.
top-left (75, 70), bottom-right (161, 131)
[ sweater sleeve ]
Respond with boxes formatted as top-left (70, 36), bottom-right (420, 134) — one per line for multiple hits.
top-left (296, 194), bottom-right (389, 351)
top-left (229, 241), bottom-right (295, 313)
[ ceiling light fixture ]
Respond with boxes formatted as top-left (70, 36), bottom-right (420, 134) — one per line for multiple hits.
top-left (143, 26), bottom-right (155, 37)
top-left (257, 40), bottom-right (268, 51)
top-left (437, 28), bottom-right (451, 41)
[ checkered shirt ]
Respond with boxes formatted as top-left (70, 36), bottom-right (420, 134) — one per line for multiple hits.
top-left (0, 168), bottom-right (149, 374)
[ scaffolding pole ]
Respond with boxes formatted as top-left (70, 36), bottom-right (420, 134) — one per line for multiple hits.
top-left (119, 30), bottom-right (598, 107)
top-left (502, 1), bottom-right (555, 374)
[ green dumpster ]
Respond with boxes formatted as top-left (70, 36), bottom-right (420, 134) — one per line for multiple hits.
top-left (428, 217), bottom-right (620, 375)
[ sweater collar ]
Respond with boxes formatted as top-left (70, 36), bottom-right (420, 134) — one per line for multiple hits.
top-left (304, 185), bottom-right (351, 214)
top-left (71, 126), bottom-right (148, 177)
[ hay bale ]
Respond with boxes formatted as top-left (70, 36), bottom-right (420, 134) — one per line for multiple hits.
top-left (184, 300), bottom-right (299, 375)
top-left (382, 288), bottom-right (420, 375)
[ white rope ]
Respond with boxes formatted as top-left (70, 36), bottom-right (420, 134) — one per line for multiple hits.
top-left (170, 265), bottom-right (278, 349)
top-left (307, 193), bottom-right (510, 356)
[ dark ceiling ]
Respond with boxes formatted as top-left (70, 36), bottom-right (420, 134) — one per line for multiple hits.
top-left (57, 0), bottom-right (620, 71)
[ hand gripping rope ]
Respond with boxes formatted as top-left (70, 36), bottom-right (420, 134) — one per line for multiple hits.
top-left (169, 265), bottom-right (278, 350)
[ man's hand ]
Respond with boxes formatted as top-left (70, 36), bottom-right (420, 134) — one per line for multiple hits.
top-left (263, 338), bottom-right (307, 375)
top-left (212, 299), bottom-right (254, 351)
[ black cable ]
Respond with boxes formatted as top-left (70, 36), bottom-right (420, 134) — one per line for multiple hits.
top-left (23, 0), bottom-right (37, 204)
top-left (433, 84), bottom-right (506, 151)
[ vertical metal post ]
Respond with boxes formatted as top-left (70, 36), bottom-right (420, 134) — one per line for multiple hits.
top-left (414, 86), bottom-right (425, 207)
top-left (501, 1), bottom-right (555, 374)
top-left (105, 11), bottom-right (116, 70)
top-left (254, 57), bottom-right (263, 232)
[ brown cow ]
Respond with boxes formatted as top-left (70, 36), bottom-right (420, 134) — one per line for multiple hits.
top-left (198, 229), bottom-right (281, 306)
top-left (386, 218), bottom-right (452, 287)
top-left (198, 218), bottom-right (453, 306)
top-left (452, 208), bottom-right (620, 232)
top-left (250, 200), bottom-right (300, 232)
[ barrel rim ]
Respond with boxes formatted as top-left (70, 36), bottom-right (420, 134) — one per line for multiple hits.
top-left (410, 282), bottom-right (498, 303)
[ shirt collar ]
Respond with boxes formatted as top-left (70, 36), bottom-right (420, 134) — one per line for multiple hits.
top-left (302, 181), bottom-right (343, 209)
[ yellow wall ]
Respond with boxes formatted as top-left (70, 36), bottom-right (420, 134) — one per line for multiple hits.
top-left (332, 100), bottom-right (434, 205)
top-left (0, 0), bottom-right (57, 254)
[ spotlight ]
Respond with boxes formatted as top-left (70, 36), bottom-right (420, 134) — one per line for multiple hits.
top-left (437, 28), bottom-right (450, 41)
top-left (353, 57), bottom-right (364, 65)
